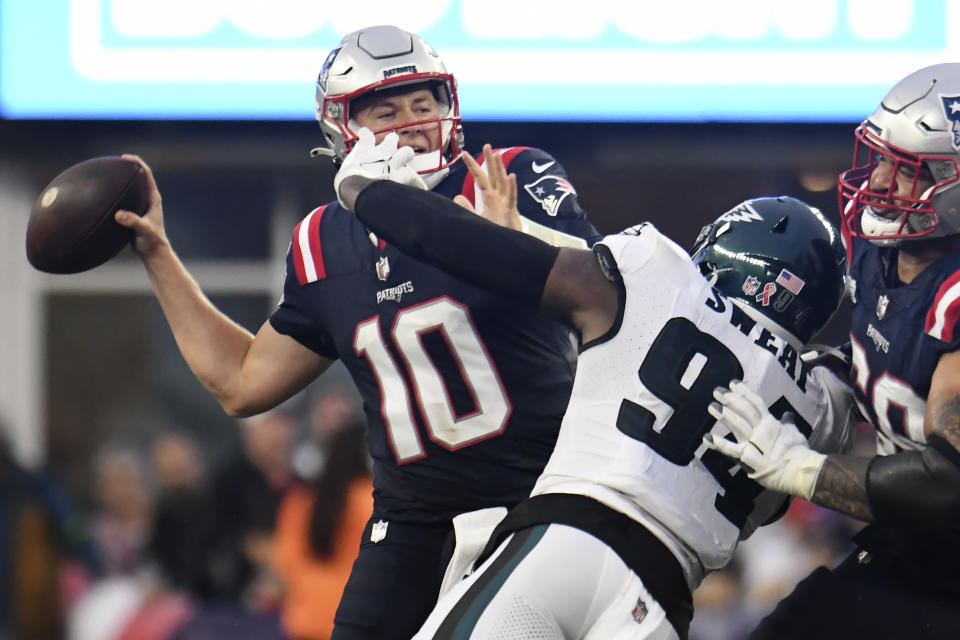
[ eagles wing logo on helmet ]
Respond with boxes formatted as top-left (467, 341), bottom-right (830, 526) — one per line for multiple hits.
top-left (523, 175), bottom-right (576, 217)
top-left (940, 95), bottom-right (960, 149)
top-left (717, 201), bottom-right (763, 224)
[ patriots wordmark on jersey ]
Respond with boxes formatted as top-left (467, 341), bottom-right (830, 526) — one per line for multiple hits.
top-left (532, 227), bottom-right (853, 585)
top-left (847, 235), bottom-right (960, 454)
top-left (270, 147), bottom-right (600, 524)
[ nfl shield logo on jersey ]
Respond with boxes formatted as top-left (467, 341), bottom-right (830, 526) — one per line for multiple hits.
top-left (370, 520), bottom-right (389, 543)
top-left (631, 598), bottom-right (648, 624)
top-left (376, 256), bottom-right (390, 281)
top-left (876, 294), bottom-right (889, 319)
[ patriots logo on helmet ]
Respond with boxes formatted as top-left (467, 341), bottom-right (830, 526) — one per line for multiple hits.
top-left (940, 95), bottom-right (960, 149)
top-left (318, 46), bottom-right (342, 93)
top-left (523, 175), bottom-right (576, 216)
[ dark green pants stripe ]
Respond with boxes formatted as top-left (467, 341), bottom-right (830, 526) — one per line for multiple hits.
top-left (433, 524), bottom-right (549, 639)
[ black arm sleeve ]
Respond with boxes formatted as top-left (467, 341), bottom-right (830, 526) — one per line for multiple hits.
top-left (354, 181), bottom-right (561, 309)
top-left (866, 434), bottom-right (960, 526)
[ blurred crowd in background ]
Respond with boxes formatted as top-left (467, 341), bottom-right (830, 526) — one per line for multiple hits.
top-left (0, 384), bottom-right (373, 640)
top-left (0, 384), bottom-right (870, 640)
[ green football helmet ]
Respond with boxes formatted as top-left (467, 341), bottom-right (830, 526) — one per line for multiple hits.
top-left (691, 196), bottom-right (847, 346)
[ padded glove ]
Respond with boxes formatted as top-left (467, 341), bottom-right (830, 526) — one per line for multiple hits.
top-left (705, 380), bottom-right (826, 500)
top-left (334, 128), bottom-right (427, 210)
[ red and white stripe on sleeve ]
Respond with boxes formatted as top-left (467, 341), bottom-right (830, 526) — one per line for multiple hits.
top-left (925, 270), bottom-right (960, 342)
top-left (459, 146), bottom-right (530, 211)
top-left (291, 205), bottom-right (328, 285)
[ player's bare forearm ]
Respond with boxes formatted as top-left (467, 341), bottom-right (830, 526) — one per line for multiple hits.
top-left (542, 248), bottom-right (618, 342)
top-left (930, 394), bottom-right (960, 452)
top-left (811, 454), bottom-right (874, 521)
top-left (141, 242), bottom-right (258, 410)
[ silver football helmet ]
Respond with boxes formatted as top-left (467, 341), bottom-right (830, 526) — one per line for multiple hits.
top-left (313, 25), bottom-right (463, 184)
top-left (838, 63), bottom-right (960, 245)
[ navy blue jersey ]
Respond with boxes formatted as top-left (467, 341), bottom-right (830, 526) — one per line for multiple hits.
top-left (847, 236), bottom-right (960, 454)
top-left (271, 147), bottom-right (600, 524)
top-left (847, 235), bottom-right (960, 584)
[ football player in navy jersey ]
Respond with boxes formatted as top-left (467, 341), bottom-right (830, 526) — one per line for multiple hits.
top-left (706, 63), bottom-right (960, 638)
top-left (113, 24), bottom-right (599, 640)
top-left (333, 131), bottom-right (854, 638)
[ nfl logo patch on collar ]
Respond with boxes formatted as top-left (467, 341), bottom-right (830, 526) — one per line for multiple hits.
top-left (371, 520), bottom-right (389, 543)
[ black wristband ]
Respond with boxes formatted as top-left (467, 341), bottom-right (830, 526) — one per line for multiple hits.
top-left (355, 181), bottom-right (561, 309)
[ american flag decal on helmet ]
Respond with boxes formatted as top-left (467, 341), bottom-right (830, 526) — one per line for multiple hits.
top-left (775, 269), bottom-right (805, 295)
top-left (292, 205), bottom-right (329, 285)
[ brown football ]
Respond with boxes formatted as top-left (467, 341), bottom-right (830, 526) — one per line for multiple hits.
top-left (26, 156), bottom-right (148, 274)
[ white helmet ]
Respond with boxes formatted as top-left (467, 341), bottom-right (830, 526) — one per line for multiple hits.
top-left (312, 25), bottom-right (464, 183)
top-left (838, 63), bottom-right (960, 245)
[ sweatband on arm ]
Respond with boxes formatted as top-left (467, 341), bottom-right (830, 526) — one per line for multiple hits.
top-left (354, 181), bottom-right (561, 309)
top-left (865, 434), bottom-right (960, 526)
top-left (521, 217), bottom-right (589, 249)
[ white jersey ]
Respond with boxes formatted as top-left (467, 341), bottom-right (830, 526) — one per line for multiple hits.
top-left (532, 225), bottom-right (853, 588)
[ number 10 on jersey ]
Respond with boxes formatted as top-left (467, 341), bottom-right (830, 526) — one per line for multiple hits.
top-left (354, 297), bottom-right (512, 463)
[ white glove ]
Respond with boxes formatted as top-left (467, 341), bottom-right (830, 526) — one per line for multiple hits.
top-left (704, 380), bottom-right (826, 500)
top-left (334, 127), bottom-right (427, 211)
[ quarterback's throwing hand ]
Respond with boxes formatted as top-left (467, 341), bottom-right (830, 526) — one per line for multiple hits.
top-left (704, 381), bottom-right (826, 500)
top-left (334, 127), bottom-right (427, 211)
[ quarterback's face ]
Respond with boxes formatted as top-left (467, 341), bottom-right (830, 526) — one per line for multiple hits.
top-left (352, 87), bottom-right (443, 155)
